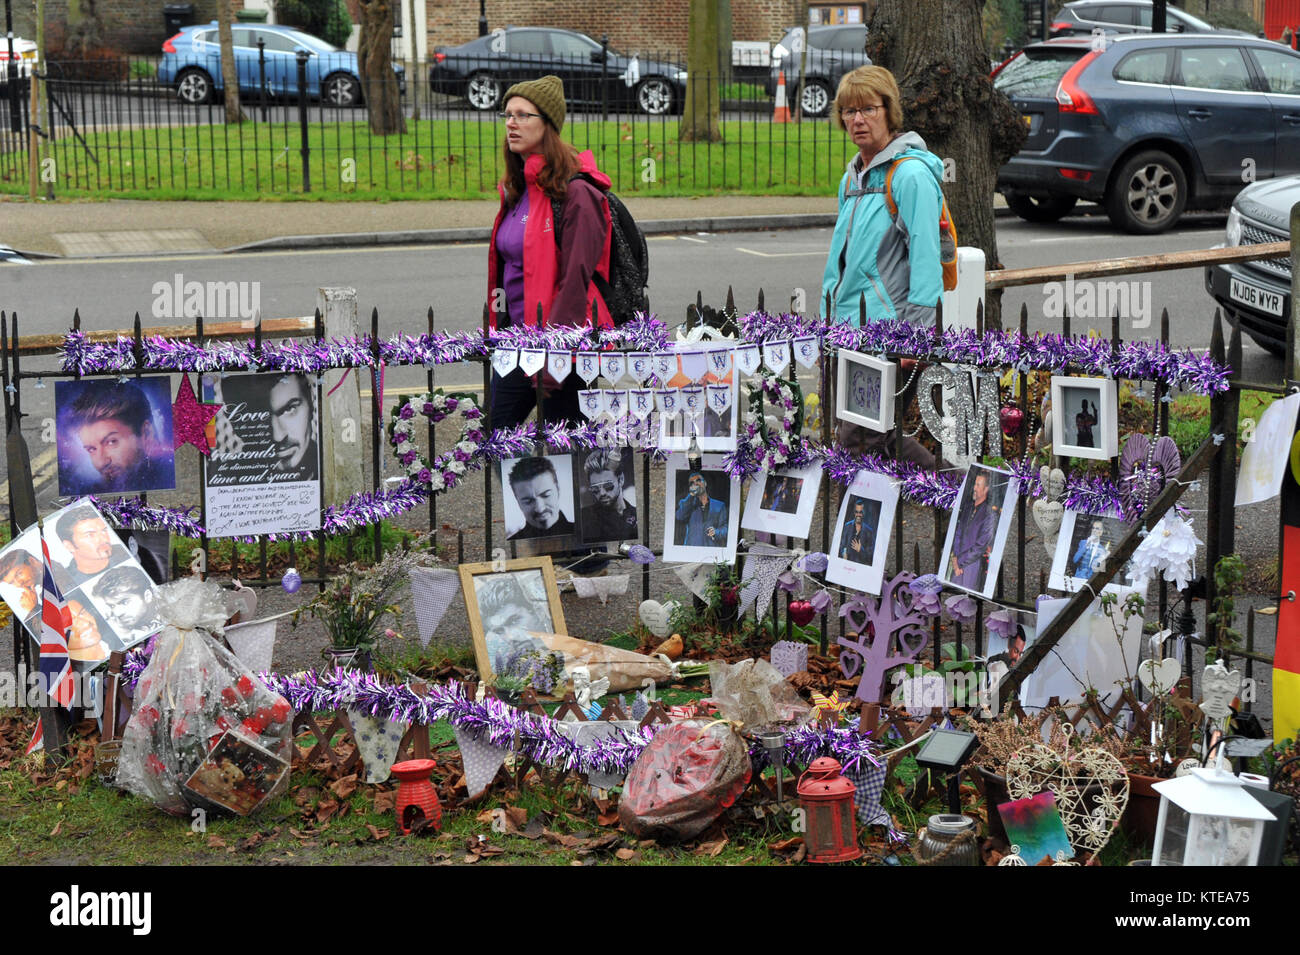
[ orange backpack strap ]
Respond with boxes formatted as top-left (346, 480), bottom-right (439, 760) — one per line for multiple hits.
top-left (883, 156), bottom-right (919, 220)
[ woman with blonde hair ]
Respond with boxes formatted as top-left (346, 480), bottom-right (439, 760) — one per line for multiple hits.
top-left (487, 75), bottom-right (615, 429)
top-left (821, 65), bottom-right (946, 466)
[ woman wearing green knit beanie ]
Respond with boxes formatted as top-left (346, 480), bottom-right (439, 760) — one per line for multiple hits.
top-left (487, 75), bottom-right (616, 430)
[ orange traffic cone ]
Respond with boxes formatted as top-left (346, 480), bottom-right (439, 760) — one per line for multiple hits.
top-left (773, 70), bottom-right (791, 123)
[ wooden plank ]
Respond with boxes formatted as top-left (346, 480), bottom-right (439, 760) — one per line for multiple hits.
top-left (985, 241), bottom-right (1289, 290)
top-left (16, 315), bottom-right (317, 355)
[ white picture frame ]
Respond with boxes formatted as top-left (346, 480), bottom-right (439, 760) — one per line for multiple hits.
top-left (1048, 509), bottom-right (1147, 596)
top-left (662, 453), bottom-right (741, 564)
top-left (826, 470), bottom-right (899, 595)
top-left (836, 351), bottom-right (896, 432)
top-left (741, 461), bottom-right (823, 539)
top-left (938, 463), bottom-right (1019, 599)
top-left (1050, 375), bottom-right (1118, 460)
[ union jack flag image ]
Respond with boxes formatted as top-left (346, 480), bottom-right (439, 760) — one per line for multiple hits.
top-left (39, 537), bottom-right (76, 709)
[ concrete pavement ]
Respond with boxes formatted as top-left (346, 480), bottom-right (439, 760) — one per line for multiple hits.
top-left (0, 193), bottom-right (1011, 258)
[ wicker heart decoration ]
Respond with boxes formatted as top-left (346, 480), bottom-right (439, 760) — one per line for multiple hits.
top-left (1006, 740), bottom-right (1130, 859)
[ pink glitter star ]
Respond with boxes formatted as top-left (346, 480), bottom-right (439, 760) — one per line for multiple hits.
top-left (172, 372), bottom-right (221, 455)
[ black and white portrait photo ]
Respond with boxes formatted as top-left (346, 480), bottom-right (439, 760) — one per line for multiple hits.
top-left (500, 455), bottom-right (577, 550)
top-left (574, 448), bottom-right (638, 545)
top-left (203, 372), bottom-right (322, 538)
top-left (459, 557), bottom-right (567, 682)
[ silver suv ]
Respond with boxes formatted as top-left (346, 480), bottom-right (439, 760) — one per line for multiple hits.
top-left (1049, 1), bottom-right (1248, 38)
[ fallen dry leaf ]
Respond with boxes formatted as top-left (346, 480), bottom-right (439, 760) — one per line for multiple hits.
top-left (329, 774), bottom-right (358, 800)
top-left (615, 847), bottom-right (638, 861)
top-left (207, 835), bottom-right (228, 848)
top-left (372, 790), bottom-right (396, 814)
top-left (596, 811), bottom-right (620, 827)
top-left (50, 821), bottom-right (61, 837)
top-left (365, 824), bottom-right (391, 841)
top-left (695, 834), bottom-right (728, 858)
top-left (315, 798), bottom-right (340, 824)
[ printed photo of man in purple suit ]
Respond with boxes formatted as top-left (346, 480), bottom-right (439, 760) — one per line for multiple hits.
top-left (948, 471), bottom-right (998, 591)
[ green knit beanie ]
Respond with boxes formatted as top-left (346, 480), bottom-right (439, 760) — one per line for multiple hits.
top-left (502, 74), bottom-right (566, 131)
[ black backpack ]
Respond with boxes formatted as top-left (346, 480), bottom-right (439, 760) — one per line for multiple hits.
top-left (552, 174), bottom-right (649, 325)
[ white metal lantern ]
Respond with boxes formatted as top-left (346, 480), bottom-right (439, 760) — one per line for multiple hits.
top-left (1151, 768), bottom-right (1276, 866)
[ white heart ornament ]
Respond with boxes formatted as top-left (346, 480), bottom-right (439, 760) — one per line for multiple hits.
top-left (638, 599), bottom-right (680, 638)
top-left (1137, 657), bottom-right (1180, 697)
top-left (1032, 499), bottom-right (1064, 558)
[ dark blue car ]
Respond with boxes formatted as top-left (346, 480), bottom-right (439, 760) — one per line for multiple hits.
top-left (994, 34), bottom-right (1300, 232)
top-left (159, 22), bottom-right (404, 107)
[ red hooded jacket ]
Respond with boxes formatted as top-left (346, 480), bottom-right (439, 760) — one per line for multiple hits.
top-left (487, 149), bottom-right (614, 331)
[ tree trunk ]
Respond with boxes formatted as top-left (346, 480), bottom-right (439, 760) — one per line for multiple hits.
top-left (217, 0), bottom-right (244, 124)
top-left (358, 0), bottom-right (407, 136)
top-left (867, 0), bottom-right (1026, 329)
top-left (680, 0), bottom-right (722, 142)
top-left (408, 0), bottom-right (420, 120)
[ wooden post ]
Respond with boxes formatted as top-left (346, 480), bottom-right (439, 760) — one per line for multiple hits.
top-left (317, 288), bottom-right (364, 506)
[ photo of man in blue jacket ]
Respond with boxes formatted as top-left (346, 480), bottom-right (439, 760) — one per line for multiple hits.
top-left (675, 472), bottom-right (728, 548)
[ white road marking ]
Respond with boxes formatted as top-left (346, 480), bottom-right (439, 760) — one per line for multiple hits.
top-left (735, 247), bottom-right (825, 257)
top-left (0, 445), bottom-right (57, 506)
top-left (678, 236), bottom-right (709, 244)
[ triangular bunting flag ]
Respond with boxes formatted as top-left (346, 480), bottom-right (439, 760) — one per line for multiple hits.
top-left (409, 565), bottom-right (461, 647)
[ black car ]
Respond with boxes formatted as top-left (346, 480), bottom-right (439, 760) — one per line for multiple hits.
top-left (765, 24), bottom-right (870, 117)
top-left (1205, 174), bottom-right (1296, 355)
top-left (994, 34), bottom-right (1300, 232)
top-left (429, 27), bottom-right (686, 115)
top-left (1049, 1), bottom-right (1247, 38)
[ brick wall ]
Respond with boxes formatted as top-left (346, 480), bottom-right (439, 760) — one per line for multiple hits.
top-left (426, 0), bottom-right (798, 54)
top-left (20, 0), bottom-right (248, 56)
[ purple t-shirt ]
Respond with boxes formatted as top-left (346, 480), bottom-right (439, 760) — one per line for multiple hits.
top-left (496, 190), bottom-right (530, 327)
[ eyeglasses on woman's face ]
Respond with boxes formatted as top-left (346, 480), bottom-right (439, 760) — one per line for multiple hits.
top-left (499, 110), bottom-right (542, 123)
top-left (841, 104), bottom-right (883, 120)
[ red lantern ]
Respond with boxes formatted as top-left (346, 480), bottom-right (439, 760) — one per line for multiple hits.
top-left (391, 758), bottom-right (442, 835)
top-left (797, 757), bottom-right (862, 863)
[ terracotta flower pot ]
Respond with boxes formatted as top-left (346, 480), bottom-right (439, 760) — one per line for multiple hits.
top-left (972, 765), bottom-right (1011, 844)
top-left (1122, 770), bottom-right (1164, 849)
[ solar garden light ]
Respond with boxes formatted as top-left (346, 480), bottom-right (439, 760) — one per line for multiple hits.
top-left (755, 729), bottom-right (787, 804)
top-left (914, 728), bottom-right (979, 815)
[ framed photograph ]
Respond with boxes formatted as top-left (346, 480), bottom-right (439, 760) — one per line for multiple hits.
top-left (500, 454), bottom-right (577, 556)
top-left (1049, 510), bottom-right (1146, 595)
top-left (741, 461), bottom-right (823, 539)
top-left (55, 377), bottom-right (177, 497)
top-left (836, 351), bottom-right (895, 432)
top-left (826, 470), bottom-right (899, 595)
top-left (658, 350), bottom-right (738, 453)
top-left (460, 557), bottom-right (567, 683)
top-left (662, 453), bottom-right (741, 564)
top-left (203, 372), bottom-right (322, 538)
top-left (573, 447), bottom-right (639, 546)
top-left (1050, 375), bottom-right (1118, 460)
top-left (938, 464), bottom-right (1019, 599)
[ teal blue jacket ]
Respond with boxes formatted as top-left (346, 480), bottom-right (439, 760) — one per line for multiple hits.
top-left (820, 132), bottom-right (945, 326)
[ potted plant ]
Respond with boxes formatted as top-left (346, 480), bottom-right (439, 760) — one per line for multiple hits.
top-left (292, 548), bottom-right (432, 672)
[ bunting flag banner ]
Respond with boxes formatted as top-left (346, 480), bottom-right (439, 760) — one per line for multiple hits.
top-left (548, 350), bottom-right (573, 383)
top-left (627, 352), bottom-right (653, 384)
top-left (1275, 411), bottom-right (1300, 743)
top-left (706, 383), bottom-right (732, 414)
top-left (575, 351), bottom-right (601, 384)
top-left (518, 347), bottom-right (547, 377)
top-left (793, 336), bottom-right (820, 369)
top-left (604, 389), bottom-right (627, 419)
top-left (680, 386), bottom-right (704, 416)
top-left (734, 344), bottom-right (762, 376)
top-left (762, 340), bottom-right (791, 375)
top-left (842, 759), bottom-right (891, 826)
top-left (629, 389), bottom-right (654, 420)
top-left (656, 388), bottom-right (681, 417)
top-left (570, 575), bottom-right (630, 604)
top-left (347, 709), bottom-right (408, 784)
top-left (224, 616), bottom-right (279, 673)
top-left (672, 562), bottom-right (715, 601)
top-left (491, 348), bottom-right (519, 378)
top-left (651, 353), bottom-right (676, 384)
top-left (409, 565), bottom-right (462, 647)
top-left (737, 544), bottom-right (793, 620)
top-left (556, 720), bottom-right (641, 789)
top-left (679, 350), bottom-right (708, 383)
top-left (579, 389), bottom-right (605, 420)
top-left (707, 347), bottom-right (734, 377)
top-left (454, 726), bottom-right (509, 797)
top-left (599, 352), bottom-right (627, 384)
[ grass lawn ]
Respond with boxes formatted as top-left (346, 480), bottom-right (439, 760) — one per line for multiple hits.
top-left (0, 117), bottom-right (858, 200)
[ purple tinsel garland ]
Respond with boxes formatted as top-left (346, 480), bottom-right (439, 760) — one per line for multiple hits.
top-left (116, 658), bottom-right (881, 777)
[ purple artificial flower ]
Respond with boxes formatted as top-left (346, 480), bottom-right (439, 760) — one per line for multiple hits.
top-left (454, 448), bottom-right (472, 463)
top-left (799, 552), bottom-right (829, 574)
top-left (627, 544), bottom-right (655, 564)
top-left (777, 570), bottom-right (801, 593)
top-left (809, 590), bottom-right (831, 614)
top-left (394, 432), bottom-right (409, 445)
top-left (444, 397), bottom-right (459, 412)
top-left (908, 573), bottom-right (944, 617)
top-left (465, 407), bottom-right (483, 420)
top-left (399, 404), bottom-right (415, 420)
top-left (444, 473), bottom-right (458, 489)
top-left (422, 402), bottom-right (435, 415)
top-left (466, 429), bottom-right (484, 443)
top-left (945, 594), bottom-right (978, 626)
top-left (401, 450), bottom-right (418, 466)
top-left (416, 468), bottom-right (432, 484)
top-left (432, 412), bottom-right (446, 423)
top-left (986, 609), bottom-right (1017, 639)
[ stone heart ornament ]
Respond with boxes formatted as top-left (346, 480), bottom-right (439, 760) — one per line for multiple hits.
top-left (1031, 498), bottom-right (1064, 557)
top-left (638, 599), bottom-right (680, 639)
top-left (1137, 657), bottom-right (1180, 697)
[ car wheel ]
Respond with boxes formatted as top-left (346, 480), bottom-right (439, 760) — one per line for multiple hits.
top-left (1005, 192), bottom-right (1078, 223)
top-left (176, 68), bottom-right (213, 105)
top-left (799, 79), bottom-right (831, 117)
top-left (636, 77), bottom-right (675, 116)
top-left (466, 71), bottom-right (501, 111)
top-left (323, 73), bottom-right (361, 108)
top-left (1106, 149), bottom-right (1187, 234)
